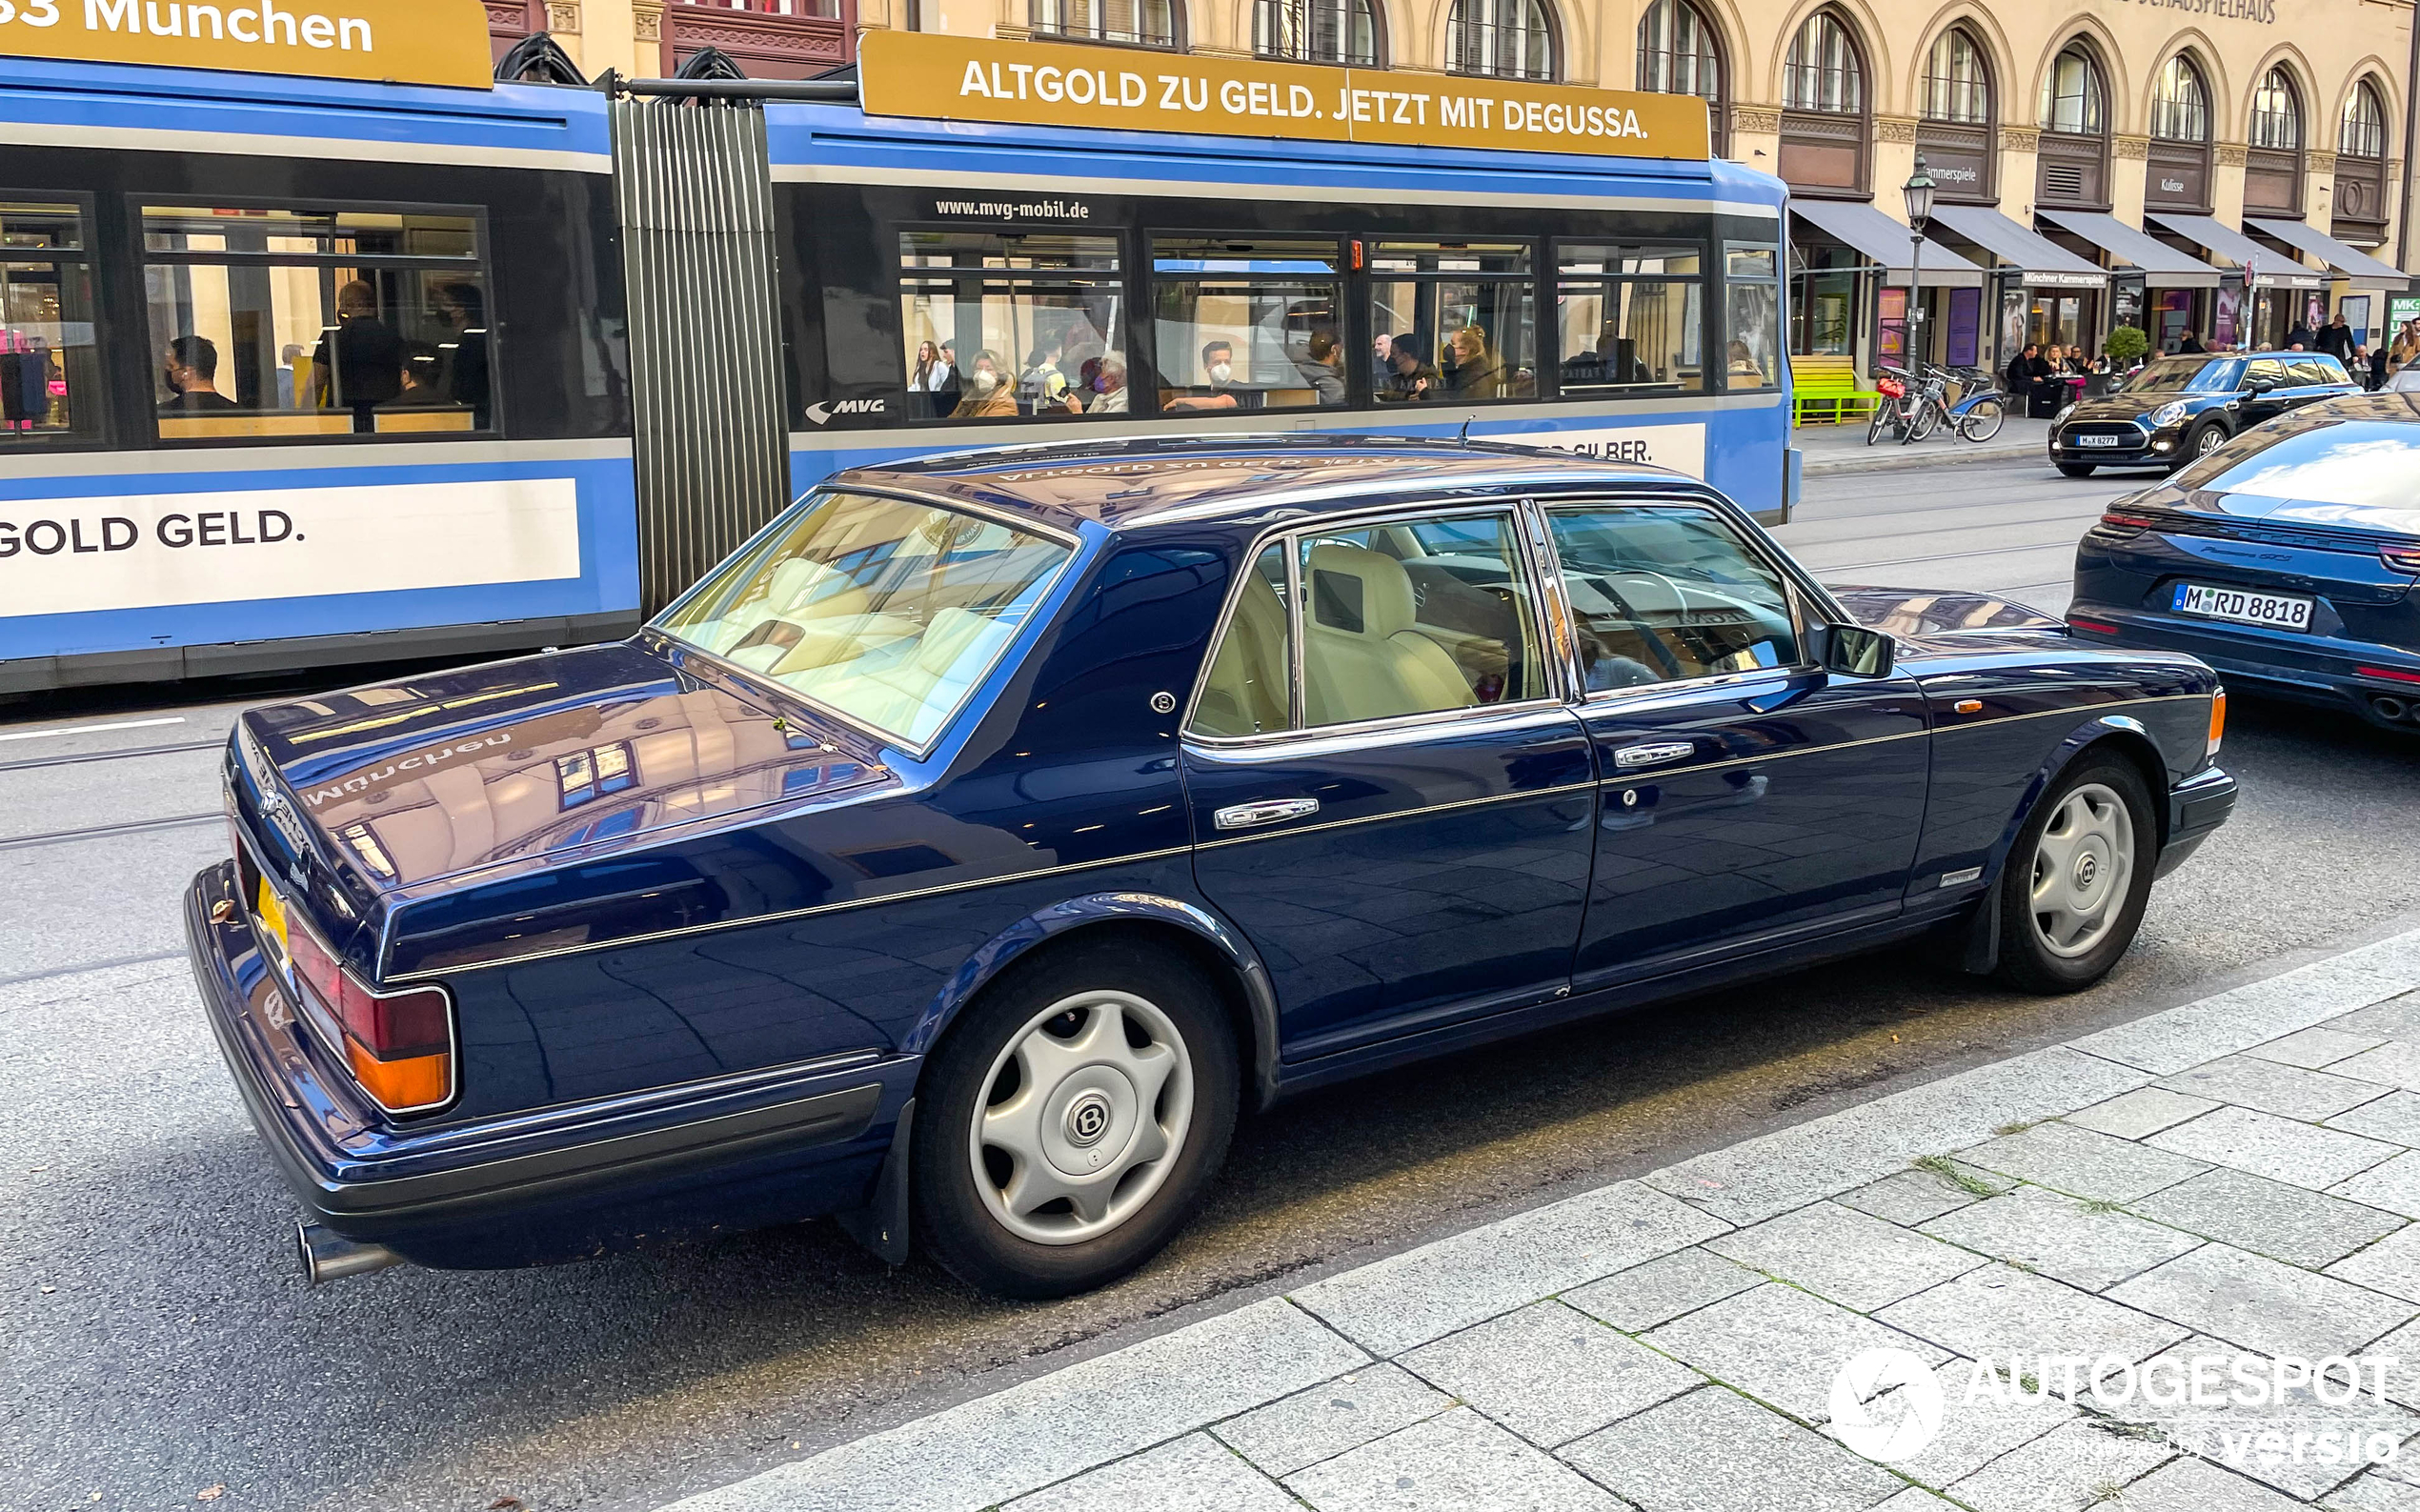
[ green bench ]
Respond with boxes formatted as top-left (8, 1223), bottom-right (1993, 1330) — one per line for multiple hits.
top-left (1790, 353), bottom-right (1883, 426)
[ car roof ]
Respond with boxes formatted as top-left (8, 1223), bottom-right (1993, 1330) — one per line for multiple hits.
top-left (823, 433), bottom-right (1705, 533)
top-left (2301, 392), bottom-right (2420, 420)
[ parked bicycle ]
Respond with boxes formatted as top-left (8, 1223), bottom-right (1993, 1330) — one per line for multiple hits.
top-left (1866, 361), bottom-right (2007, 445)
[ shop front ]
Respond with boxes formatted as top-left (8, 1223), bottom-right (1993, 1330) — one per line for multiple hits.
top-left (1787, 198), bottom-right (1982, 376)
top-left (2032, 210), bottom-right (2219, 357)
top-left (2145, 212), bottom-right (2324, 353)
top-left (1924, 204), bottom-right (2107, 376)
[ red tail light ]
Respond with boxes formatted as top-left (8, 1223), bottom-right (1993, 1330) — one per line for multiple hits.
top-left (284, 922), bottom-right (454, 1113)
top-left (2382, 548), bottom-right (2420, 575)
top-left (2068, 617), bottom-right (2121, 635)
top-left (2358, 665), bottom-right (2420, 686)
top-left (2097, 510), bottom-right (2161, 535)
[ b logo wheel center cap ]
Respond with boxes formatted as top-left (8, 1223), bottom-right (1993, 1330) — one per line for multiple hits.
top-left (2075, 854), bottom-right (2099, 889)
top-left (1064, 1091), bottom-right (1114, 1148)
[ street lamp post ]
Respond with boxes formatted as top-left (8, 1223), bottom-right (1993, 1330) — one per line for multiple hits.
top-left (1903, 154), bottom-right (1937, 372)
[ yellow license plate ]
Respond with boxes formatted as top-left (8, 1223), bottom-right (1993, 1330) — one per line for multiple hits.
top-left (254, 876), bottom-right (290, 954)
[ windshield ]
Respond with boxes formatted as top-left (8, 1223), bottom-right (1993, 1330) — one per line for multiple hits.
top-left (2124, 356), bottom-right (2239, 394)
top-left (655, 491), bottom-right (1072, 748)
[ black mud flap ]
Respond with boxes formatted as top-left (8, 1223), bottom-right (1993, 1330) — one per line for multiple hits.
top-left (837, 1098), bottom-right (913, 1266)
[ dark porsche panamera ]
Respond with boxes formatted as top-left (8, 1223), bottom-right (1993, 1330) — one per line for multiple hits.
top-left (2071, 393), bottom-right (2420, 731)
top-left (187, 437), bottom-right (2235, 1298)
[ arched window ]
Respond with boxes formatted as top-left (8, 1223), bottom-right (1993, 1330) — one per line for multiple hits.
top-left (2250, 66), bottom-right (2303, 151)
top-left (2151, 55), bottom-right (2209, 142)
top-left (2341, 78), bottom-right (2387, 159)
top-left (1255, 0), bottom-right (1376, 64)
top-left (1782, 10), bottom-right (1862, 114)
top-left (1028, 0), bottom-right (1179, 47)
top-left (2039, 44), bottom-right (2106, 135)
top-left (1921, 29), bottom-right (1989, 125)
top-left (1638, 0), bottom-right (1721, 107)
top-left (1447, 0), bottom-right (1554, 80)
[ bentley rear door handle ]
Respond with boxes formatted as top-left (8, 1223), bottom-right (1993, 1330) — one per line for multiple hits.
top-left (1213, 796), bottom-right (1321, 831)
top-left (1614, 741), bottom-right (1696, 770)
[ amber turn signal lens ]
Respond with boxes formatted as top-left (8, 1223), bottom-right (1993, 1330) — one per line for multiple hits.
top-left (2208, 689), bottom-right (2227, 760)
top-left (346, 1039), bottom-right (452, 1112)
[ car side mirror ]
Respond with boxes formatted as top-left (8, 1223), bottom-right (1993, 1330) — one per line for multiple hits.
top-left (1817, 622), bottom-right (1895, 678)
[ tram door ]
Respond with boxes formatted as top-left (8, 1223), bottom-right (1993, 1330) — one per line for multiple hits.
top-left (610, 98), bottom-right (794, 614)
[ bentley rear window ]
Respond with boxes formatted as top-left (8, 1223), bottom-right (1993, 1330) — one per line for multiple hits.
top-left (655, 491), bottom-right (1070, 748)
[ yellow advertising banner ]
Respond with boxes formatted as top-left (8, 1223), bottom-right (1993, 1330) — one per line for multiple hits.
top-left (0, 0), bottom-right (493, 90)
top-left (859, 30), bottom-right (1711, 162)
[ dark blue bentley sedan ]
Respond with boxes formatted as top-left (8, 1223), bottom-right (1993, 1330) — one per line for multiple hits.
top-left (2070, 393), bottom-right (2420, 730)
top-left (187, 437), bottom-right (2235, 1298)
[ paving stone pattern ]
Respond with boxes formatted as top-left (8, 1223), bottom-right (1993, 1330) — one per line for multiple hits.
top-left (667, 935), bottom-right (2420, 1512)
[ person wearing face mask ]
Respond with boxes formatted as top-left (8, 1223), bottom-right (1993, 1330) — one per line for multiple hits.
top-left (1084, 355), bottom-right (1129, 413)
top-left (951, 350), bottom-right (1018, 418)
top-left (158, 334), bottom-right (241, 413)
top-left (1168, 338), bottom-right (1258, 411)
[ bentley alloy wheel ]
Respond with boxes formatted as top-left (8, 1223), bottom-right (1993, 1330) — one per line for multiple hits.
top-left (913, 937), bottom-right (1239, 1297)
top-left (2028, 782), bottom-right (2135, 958)
top-left (968, 989), bottom-right (1195, 1245)
top-left (1994, 756), bottom-right (2157, 993)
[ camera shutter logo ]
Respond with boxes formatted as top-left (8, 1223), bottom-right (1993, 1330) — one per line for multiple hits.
top-left (1829, 1348), bottom-right (1945, 1462)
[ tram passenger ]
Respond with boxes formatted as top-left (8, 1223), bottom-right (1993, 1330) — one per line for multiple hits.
top-left (1301, 330), bottom-right (1344, 405)
top-left (1377, 336), bottom-right (1441, 402)
top-left (158, 335), bottom-right (240, 413)
top-left (436, 282), bottom-right (491, 429)
top-left (931, 341), bottom-right (961, 413)
top-left (1443, 326), bottom-right (1506, 399)
top-left (1018, 343), bottom-right (1071, 413)
top-left (1166, 339), bottom-right (1256, 411)
top-left (313, 280), bottom-right (404, 433)
top-left (908, 341), bottom-right (944, 417)
top-left (275, 344), bottom-right (305, 409)
top-left (950, 350), bottom-right (1017, 418)
top-left (1085, 356), bottom-right (1129, 413)
top-left (386, 342), bottom-right (455, 407)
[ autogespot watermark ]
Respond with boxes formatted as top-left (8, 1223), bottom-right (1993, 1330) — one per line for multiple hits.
top-left (1830, 1347), bottom-right (2406, 1468)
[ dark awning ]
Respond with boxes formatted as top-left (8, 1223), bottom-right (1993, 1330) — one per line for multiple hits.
top-left (1790, 198), bottom-right (1986, 289)
top-left (1926, 204), bottom-right (2107, 288)
top-left (2144, 212), bottom-right (2327, 289)
top-left (2247, 217), bottom-right (2410, 290)
top-left (2035, 210), bottom-right (2222, 288)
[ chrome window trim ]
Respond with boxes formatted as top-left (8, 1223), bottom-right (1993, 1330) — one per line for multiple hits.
top-left (1181, 493), bottom-right (1565, 746)
top-left (649, 481), bottom-right (1087, 763)
top-left (1530, 494), bottom-right (1830, 707)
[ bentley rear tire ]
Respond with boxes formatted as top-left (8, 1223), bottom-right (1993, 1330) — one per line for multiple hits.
top-left (1993, 756), bottom-right (2157, 994)
top-left (912, 937), bottom-right (1239, 1299)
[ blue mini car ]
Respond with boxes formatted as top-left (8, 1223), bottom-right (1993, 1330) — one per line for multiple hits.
top-left (2070, 393), bottom-right (2420, 730)
top-left (186, 437), bottom-right (2235, 1297)
top-left (2048, 351), bottom-right (2362, 476)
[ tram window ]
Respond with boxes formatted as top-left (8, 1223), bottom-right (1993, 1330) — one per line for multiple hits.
top-left (1150, 236), bottom-right (1343, 413)
top-left (1556, 243), bottom-right (1704, 395)
top-left (1723, 242), bottom-right (1781, 390)
top-left (1369, 241), bottom-right (1537, 403)
top-left (897, 231), bottom-right (1125, 422)
top-left (140, 205), bottom-right (493, 441)
top-left (0, 202), bottom-right (101, 446)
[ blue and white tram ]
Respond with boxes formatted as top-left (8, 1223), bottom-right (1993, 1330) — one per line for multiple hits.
top-left (0, 57), bottom-right (636, 693)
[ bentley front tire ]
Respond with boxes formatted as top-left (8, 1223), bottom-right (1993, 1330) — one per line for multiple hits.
top-left (913, 937), bottom-right (1239, 1299)
top-left (1994, 756), bottom-right (2156, 994)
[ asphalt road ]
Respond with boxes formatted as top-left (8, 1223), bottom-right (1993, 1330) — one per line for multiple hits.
top-left (10, 455), bottom-right (2420, 1512)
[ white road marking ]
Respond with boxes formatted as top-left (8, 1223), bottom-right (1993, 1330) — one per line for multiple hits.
top-left (0, 716), bottom-right (188, 744)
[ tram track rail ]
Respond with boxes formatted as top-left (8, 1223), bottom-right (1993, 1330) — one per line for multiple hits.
top-left (0, 737), bottom-right (227, 776)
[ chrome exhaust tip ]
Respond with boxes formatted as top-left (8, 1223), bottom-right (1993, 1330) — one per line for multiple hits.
top-left (296, 1221), bottom-right (403, 1285)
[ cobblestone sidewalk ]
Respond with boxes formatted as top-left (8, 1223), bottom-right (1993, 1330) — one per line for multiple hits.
top-left (666, 929), bottom-right (2420, 1512)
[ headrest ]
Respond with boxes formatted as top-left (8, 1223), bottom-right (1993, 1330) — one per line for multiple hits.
top-left (1304, 542), bottom-right (1417, 638)
top-left (916, 606), bottom-right (1009, 675)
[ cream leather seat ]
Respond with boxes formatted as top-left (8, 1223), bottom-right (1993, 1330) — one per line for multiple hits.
top-left (789, 606), bottom-right (1013, 744)
top-left (1301, 543), bottom-right (1475, 726)
top-left (1195, 565), bottom-right (1290, 735)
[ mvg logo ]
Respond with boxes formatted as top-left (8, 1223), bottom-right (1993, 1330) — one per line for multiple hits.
top-left (803, 398), bottom-right (886, 425)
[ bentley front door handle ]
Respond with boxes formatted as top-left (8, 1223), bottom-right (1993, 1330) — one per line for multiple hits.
top-left (1213, 796), bottom-right (1321, 831)
top-left (1614, 741), bottom-right (1695, 770)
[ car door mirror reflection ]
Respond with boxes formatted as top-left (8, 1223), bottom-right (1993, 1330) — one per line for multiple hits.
top-left (1820, 622), bottom-right (1895, 678)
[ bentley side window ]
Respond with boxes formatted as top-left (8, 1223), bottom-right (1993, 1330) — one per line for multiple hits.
top-left (1546, 505), bottom-right (1801, 691)
top-left (1298, 511), bottom-right (1543, 726)
top-left (1190, 542), bottom-right (1294, 738)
